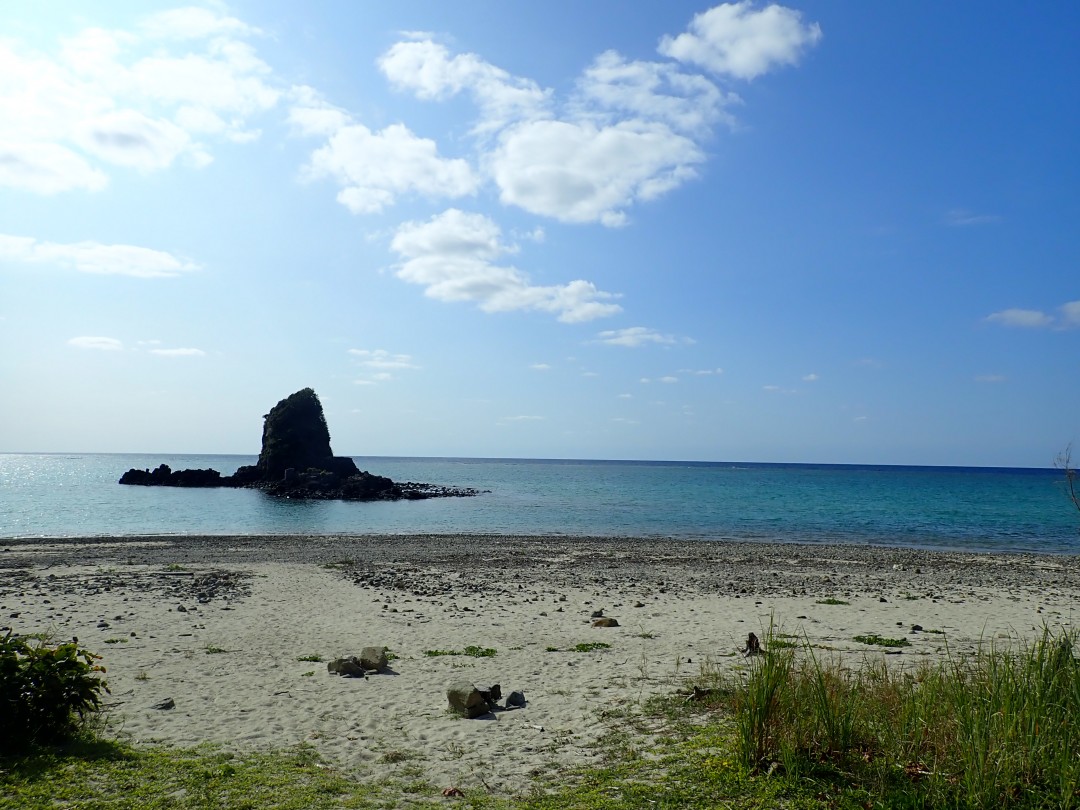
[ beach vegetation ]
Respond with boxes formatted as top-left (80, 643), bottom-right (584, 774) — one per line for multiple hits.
top-left (7, 628), bottom-right (1080, 808)
top-left (296, 653), bottom-right (323, 662)
top-left (204, 645), bottom-right (228, 655)
top-left (301, 671), bottom-right (315, 677)
top-left (815, 597), bottom-right (849, 605)
top-left (423, 646), bottom-right (497, 658)
top-left (853, 633), bottom-right (910, 647)
top-left (0, 631), bottom-right (109, 754)
top-left (102, 638), bottom-right (128, 644)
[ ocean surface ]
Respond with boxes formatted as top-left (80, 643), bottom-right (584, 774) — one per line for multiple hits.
top-left (1, 454), bottom-right (1078, 554)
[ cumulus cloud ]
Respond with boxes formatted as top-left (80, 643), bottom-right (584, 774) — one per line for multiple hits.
top-left (68, 336), bottom-right (123, 351)
top-left (372, 3), bottom-right (820, 227)
top-left (802, 372), bottom-right (819, 382)
top-left (595, 327), bottom-right (676, 348)
top-left (658, 2), bottom-right (822, 80)
top-left (301, 122), bottom-right (477, 214)
top-left (377, 38), bottom-right (550, 134)
top-left (575, 50), bottom-right (737, 134)
top-left (530, 363), bottom-right (552, 370)
top-left (490, 119), bottom-right (702, 226)
top-left (390, 208), bottom-right (622, 322)
top-left (0, 234), bottom-right (199, 277)
top-left (0, 8), bottom-right (278, 193)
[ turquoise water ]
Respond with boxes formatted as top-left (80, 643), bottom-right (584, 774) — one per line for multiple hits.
top-left (1, 453), bottom-right (1077, 553)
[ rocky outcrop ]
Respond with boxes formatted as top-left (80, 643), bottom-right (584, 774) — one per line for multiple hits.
top-left (119, 388), bottom-right (482, 502)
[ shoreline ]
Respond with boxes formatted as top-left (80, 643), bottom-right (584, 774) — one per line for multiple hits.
top-left (3, 535), bottom-right (1078, 796)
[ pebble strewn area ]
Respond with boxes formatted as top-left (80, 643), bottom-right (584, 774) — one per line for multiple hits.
top-left (2, 534), bottom-right (1077, 599)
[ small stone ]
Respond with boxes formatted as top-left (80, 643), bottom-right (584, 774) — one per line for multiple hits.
top-left (505, 690), bottom-right (527, 708)
top-left (590, 609), bottom-right (605, 619)
top-left (152, 698), bottom-right (175, 710)
top-left (592, 618), bottom-right (619, 628)
top-left (176, 605), bottom-right (187, 613)
top-left (911, 624), bottom-right (923, 633)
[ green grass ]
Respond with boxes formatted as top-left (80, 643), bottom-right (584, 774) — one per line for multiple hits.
top-left (547, 642), bottom-right (612, 653)
top-left (8, 628), bottom-right (1080, 809)
top-left (296, 654), bottom-right (323, 662)
top-left (204, 645), bottom-right (228, 655)
top-left (815, 597), bottom-right (850, 605)
top-left (853, 633), bottom-right (911, 647)
top-left (423, 645), bottom-right (496, 658)
top-left (102, 638), bottom-right (128, 644)
top-left (1, 741), bottom-right (382, 809)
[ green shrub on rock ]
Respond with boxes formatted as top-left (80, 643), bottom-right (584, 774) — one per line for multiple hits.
top-left (0, 632), bottom-right (109, 753)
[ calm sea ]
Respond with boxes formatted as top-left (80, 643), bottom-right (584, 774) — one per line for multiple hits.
top-left (0, 454), bottom-right (1077, 554)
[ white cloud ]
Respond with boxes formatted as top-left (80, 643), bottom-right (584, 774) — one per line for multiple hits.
top-left (530, 363), bottom-right (551, 371)
top-left (68, 336), bottom-right (123, 351)
top-left (680, 367), bottom-right (724, 375)
top-left (658, 2), bottom-right (822, 80)
top-left (659, 375), bottom-right (679, 383)
top-left (1059, 301), bottom-right (1080, 327)
top-left (576, 50), bottom-right (737, 134)
top-left (301, 122), bottom-right (477, 214)
top-left (73, 109), bottom-right (199, 171)
top-left (595, 326), bottom-right (676, 347)
top-left (0, 234), bottom-right (199, 278)
top-left (0, 9), bottom-right (278, 194)
top-left (985, 308), bottom-right (1055, 328)
top-left (138, 7), bottom-right (260, 41)
top-left (348, 349), bottom-right (419, 369)
top-left (802, 372), bottom-right (819, 382)
top-left (617, 393), bottom-right (633, 399)
top-left (490, 119), bottom-right (702, 226)
top-left (149, 347), bottom-right (205, 356)
top-left (390, 209), bottom-right (622, 322)
top-left (377, 38), bottom-right (550, 134)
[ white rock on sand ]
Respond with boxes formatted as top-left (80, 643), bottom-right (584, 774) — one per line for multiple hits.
top-left (1, 535), bottom-right (1076, 795)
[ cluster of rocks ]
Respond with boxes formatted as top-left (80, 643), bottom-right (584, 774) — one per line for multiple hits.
top-left (327, 646), bottom-right (392, 678)
top-left (0, 567), bottom-right (251, 605)
top-left (119, 388), bottom-right (483, 502)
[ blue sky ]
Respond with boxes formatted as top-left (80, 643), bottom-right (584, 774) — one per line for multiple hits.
top-left (1, 2), bottom-right (1077, 466)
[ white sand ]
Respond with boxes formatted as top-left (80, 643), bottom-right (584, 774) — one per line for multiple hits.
top-left (2, 536), bottom-right (1077, 795)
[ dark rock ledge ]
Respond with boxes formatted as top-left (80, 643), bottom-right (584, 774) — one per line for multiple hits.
top-left (119, 388), bottom-right (483, 502)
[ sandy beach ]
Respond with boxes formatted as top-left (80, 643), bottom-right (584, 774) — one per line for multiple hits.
top-left (2, 535), bottom-right (1078, 796)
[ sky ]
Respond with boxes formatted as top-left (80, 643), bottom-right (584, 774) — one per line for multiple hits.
top-left (1, 2), bottom-right (1077, 467)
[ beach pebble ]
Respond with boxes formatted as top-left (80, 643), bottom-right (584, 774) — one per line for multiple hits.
top-left (151, 698), bottom-right (176, 710)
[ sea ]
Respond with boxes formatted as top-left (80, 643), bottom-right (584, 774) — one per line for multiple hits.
top-left (2, 454), bottom-right (1078, 554)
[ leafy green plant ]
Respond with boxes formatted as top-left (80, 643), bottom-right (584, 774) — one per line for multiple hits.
top-left (296, 654), bottom-right (323, 663)
top-left (816, 598), bottom-right (850, 605)
top-left (0, 631), bottom-right (109, 753)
